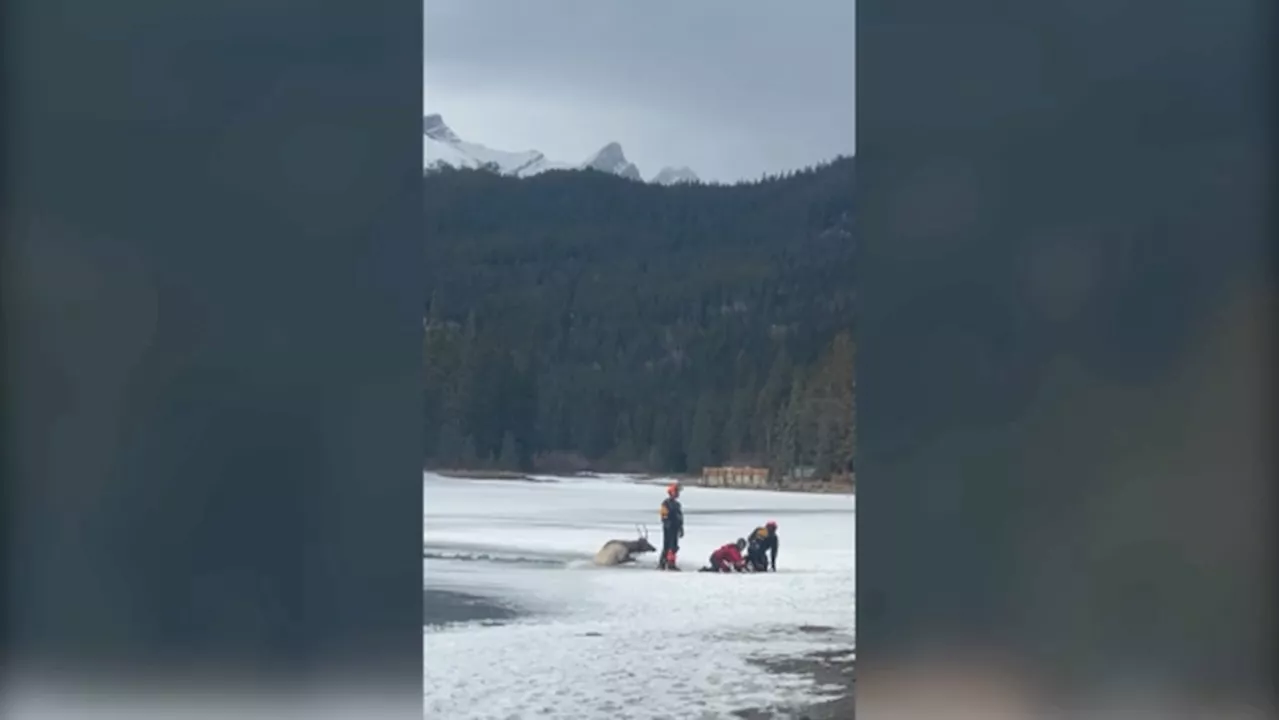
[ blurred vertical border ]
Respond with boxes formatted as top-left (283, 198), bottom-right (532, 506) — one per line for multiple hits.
top-left (2, 0), bottom-right (425, 716)
top-left (857, 0), bottom-right (1275, 717)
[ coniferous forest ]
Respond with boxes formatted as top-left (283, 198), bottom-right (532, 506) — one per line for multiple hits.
top-left (424, 157), bottom-right (855, 478)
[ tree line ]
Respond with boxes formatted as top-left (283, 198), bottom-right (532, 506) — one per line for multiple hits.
top-left (423, 157), bottom-right (855, 479)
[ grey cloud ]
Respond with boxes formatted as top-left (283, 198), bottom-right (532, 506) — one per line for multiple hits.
top-left (425, 0), bottom-right (854, 182)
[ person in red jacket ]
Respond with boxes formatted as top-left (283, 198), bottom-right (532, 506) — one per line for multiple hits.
top-left (700, 538), bottom-right (748, 573)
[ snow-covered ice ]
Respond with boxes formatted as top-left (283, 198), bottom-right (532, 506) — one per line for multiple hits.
top-left (423, 472), bottom-right (855, 719)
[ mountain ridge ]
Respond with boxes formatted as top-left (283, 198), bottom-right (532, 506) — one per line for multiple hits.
top-left (423, 113), bottom-right (700, 185)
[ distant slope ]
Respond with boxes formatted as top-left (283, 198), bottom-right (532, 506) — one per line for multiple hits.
top-left (423, 114), bottom-right (570, 177)
top-left (423, 157), bottom-right (855, 477)
top-left (423, 113), bottom-right (699, 184)
top-left (652, 166), bottom-right (699, 185)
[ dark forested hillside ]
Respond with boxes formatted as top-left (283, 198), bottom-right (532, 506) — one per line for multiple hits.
top-left (424, 157), bottom-right (855, 478)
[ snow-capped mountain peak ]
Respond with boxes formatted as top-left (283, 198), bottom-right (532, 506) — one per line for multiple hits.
top-left (582, 142), bottom-right (642, 181)
top-left (423, 113), bottom-right (460, 144)
top-left (423, 115), bottom-right (693, 184)
top-left (652, 166), bottom-right (700, 185)
top-left (423, 113), bottom-right (567, 178)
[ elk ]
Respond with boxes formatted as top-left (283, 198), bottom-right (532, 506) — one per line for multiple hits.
top-left (593, 525), bottom-right (656, 566)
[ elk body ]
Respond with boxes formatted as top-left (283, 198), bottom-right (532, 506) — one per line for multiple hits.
top-left (593, 526), bottom-right (656, 566)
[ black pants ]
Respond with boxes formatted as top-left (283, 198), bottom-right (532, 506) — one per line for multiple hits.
top-left (746, 546), bottom-right (768, 571)
top-left (659, 526), bottom-right (680, 567)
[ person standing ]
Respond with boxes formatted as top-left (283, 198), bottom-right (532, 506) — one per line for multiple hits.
top-left (657, 483), bottom-right (684, 570)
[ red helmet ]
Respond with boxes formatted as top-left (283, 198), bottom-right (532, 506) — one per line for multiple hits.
top-left (765, 520), bottom-right (778, 530)
top-left (667, 483), bottom-right (680, 497)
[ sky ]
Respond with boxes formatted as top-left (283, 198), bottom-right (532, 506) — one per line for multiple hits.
top-left (424, 1), bottom-right (855, 183)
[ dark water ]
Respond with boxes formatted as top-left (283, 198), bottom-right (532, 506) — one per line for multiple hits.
top-left (423, 588), bottom-right (524, 627)
top-left (422, 542), bottom-right (567, 628)
top-left (422, 550), bottom-right (570, 567)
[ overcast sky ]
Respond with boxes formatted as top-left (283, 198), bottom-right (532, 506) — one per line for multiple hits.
top-left (424, 1), bottom-right (855, 183)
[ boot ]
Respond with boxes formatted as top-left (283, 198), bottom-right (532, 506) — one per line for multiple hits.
top-left (665, 550), bottom-right (680, 571)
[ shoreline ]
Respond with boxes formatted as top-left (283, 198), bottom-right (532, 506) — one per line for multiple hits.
top-left (430, 469), bottom-right (536, 481)
top-left (426, 469), bottom-right (854, 495)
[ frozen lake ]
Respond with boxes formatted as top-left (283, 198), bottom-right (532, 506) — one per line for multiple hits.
top-left (423, 472), bottom-right (855, 719)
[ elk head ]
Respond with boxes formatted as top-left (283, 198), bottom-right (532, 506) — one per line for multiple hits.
top-left (630, 524), bottom-right (656, 554)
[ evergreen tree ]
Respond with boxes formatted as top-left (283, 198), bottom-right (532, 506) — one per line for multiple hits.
top-left (723, 373), bottom-right (758, 462)
top-left (498, 431), bottom-right (521, 471)
top-left (436, 418), bottom-right (465, 467)
top-left (610, 412), bottom-right (639, 466)
top-left (457, 434), bottom-right (479, 468)
top-left (686, 390), bottom-right (719, 473)
top-left (827, 331), bottom-right (856, 475)
top-left (768, 372), bottom-right (806, 482)
top-left (422, 157), bottom-right (856, 477)
top-left (755, 345), bottom-right (793, 457)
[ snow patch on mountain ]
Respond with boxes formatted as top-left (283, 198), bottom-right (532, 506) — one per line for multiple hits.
top-left (581, 142), bottom-right (642, 181)
top-left (424, 114), bottom-right (571, 178)
top-left (652, 166), bottom-right (700, 185)
top-left (424, 114), bottom-right (697, 184)
top-left (423, 114), bottom-right (460, 144)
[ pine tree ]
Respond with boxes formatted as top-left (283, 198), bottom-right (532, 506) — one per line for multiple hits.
top-left (768, 373), bottom-right (806, 483)
top-left (498, 431), bottom-right (521, 471)
top-left (646, 444), bottom-right (665, 473)
top-left (723, 373), bottom-right (758, 462)
top-left (439, 314), bottom-right (477, 456)
top-left (755, 345), bottom-right (793, 452)
top-left (686, 390), bottom-right (719, 473)
top-left (659, 412), bottom-right (687, 473)
top-left (611, 412), bottom-right (638, 466)
top-left (828, 332), bottom-right (856, 475)
top-left (436, 418), bottom-right (465, 467)
top-left (426, 289), bottom-right (445, 326)
top-left (458, 434), bottom-right (479, 468)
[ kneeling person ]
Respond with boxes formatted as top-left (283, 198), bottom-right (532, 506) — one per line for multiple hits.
top-left (701, 538), bottom-right (748, 573)
top-left (745, 520), bottom-right (779, 572)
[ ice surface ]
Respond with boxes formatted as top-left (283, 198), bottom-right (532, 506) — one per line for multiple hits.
top-left (424, 472), bottom-right (855, 719)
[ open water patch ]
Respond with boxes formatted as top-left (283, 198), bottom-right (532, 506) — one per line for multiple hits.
top-left (423, 550), bottom-right (571, 568)
top-left (424, 589), bottom-right (526, 628)
top-left (422, 539), bottom-right (591, 568)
